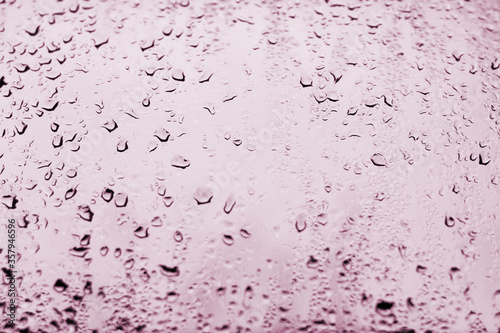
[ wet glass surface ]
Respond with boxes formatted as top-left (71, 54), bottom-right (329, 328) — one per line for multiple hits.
top-left (1, 0), bottom-right (500, 332)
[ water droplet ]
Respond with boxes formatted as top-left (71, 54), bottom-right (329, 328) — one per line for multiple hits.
top-left (100, 246), bottom-right (109, 256)
top-left (295, 213), bottom-right (307, 232)
top-left (159, 265), bottom-right (180, 277)
top-left (163, 196), bottom-right (174, 207)
top-left (172, 68), bottom-right (185, 81)
top-left (445, 216), bottom-right (455, 227)
top-left (300, 73), bottom-right (312, 87)
top-left (80, 234), bottom-right (91, 246)
top-left (151, 216), bottom-right (163, 227)
top-left (102, 119), bottom-right (118, 132)
top-left (84, 281), bottom-right (92, 295)
top-left (124, 258), bottom-right (135, 269)
top-left (1, 195), bottom-right (18, 209)
top-left (77, 205), bottom-right (94, 222)
top-left (375, 300), bottom-right (394, 316)
top-left (117, 139), bottom-right (128, 152)
top-left (54, 279), bottom-right (68, 293)
top-left (134, 226), bottom-right (149, 238)
top-left (223, 194), bottom-right (236, 214)
top-left (306, 256), bottom-right (318, 269)
top-left (416, 265), bottom-right (427, 273)
top-left (240, 229), bottom-right (251, 238)
top-left (222, 234), bottom-right (234, 246)
top-left (194, 187), bottom-right (213, 205)
top-left (316, 213), bottom-right (328, 226)
top-left (173, 231), bottom-right (183, 242)
top-left (101, 188), bottom-right (114, 202)
top-left (171, 155), bottom-right (190, 169)
top-left (154, 128), bottom-right (170, 142)
top-left (65, 188), bottom-right (77, 200)
top-left (199, 71), bottom-right (213, 83)
top-left (114, 193), bottom-right (128, 207)
top-left (371, 154), bottom-right (387, 167)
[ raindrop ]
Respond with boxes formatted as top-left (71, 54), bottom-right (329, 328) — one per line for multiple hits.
top-left (445, 216), bottom-right (455, 227)
top-left (194, 187), bottom-right (213, 205)
top-left (159, 265), bottom-right (180, 277)
top-left (151, 216), bottom-right (163, 227)
top-left (15, 121), bottom-right (28, 135)
top-left (52, 135), bottom-right (63, 148)
top-left (114, 248), bottom-right (122, 258)
top-left (54, 279), bottom-right (68, 293)
top-left (166, 291), bottom-right (179, 302)
top-left (240, 229), bottom-right (251, 238)
top-left (295, 213), bottom-right (307, 232)
top-left (375, 300), bottom-right (394, 316)
top-left (65, 188), bottom-right (77, 200)
top-left (163, 196), bottom-right (174, 207)
top-left (154, 128), bottom-right (170, 142)
top-left (80, 234), bottom-right (91, 246)
top-left (316, 213), bottom-right (328, 226)
top-left (371, 154), bottom-right (387, 167)
top-left (1, 195), bottom-right (18, 209)
top-left (70, 247), bottom-right (89, 258)
top-left (102, 119), bottom-right (118, 132)
top-left (300, 73), bottom-right (313, 87)
top-left (162, 26), bottom-right (173, 36)
top-left (117, 139), bottom-right (128, 152)
top-left (77, 206), bottom-right (94, 222)
top-left (172, 68), bottom-right (185, 81)
top-left (134, 226), bottom-right (149, 238)
top-left (173, 231), bottom-right (183, 242)
top-left (306, 256), bottom-right (318, 269)
top-left (416, 265), bottom-right (427, 273)
top-left (100, 246), bottom-right (109, 256)
top-left (199, 71), bottom-right (213, 83)
top-left (171, 155), bottom-right (190, 169)
top-left (222, 234), bottom-right (234, 246)
top-left (124, 258), bottom-right (135, 269)
top-left (223, 194), bottom-right (236, 213)
top-left (114, 193), bottom-right (128, 207)
top-left (101, 188), bottom-right (114, 202)
top-left (83, 281), bottom-right (92, 295)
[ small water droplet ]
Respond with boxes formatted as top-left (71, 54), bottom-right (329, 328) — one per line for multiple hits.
top-left (371, 154), bottom-right (387, 167)
top-left (240, 229), bottom-right (251, 238)
top-left (102, 188), bottom-right (114, 202)
top-left (159, 265), bottom-right (180, 277)
top-left (65, 188), bottom-right (77, 200)
top-left (154, 128), bottom-right (170, 142)
top-left (223, 194), bottom-right (236, 214)
top-left (117, 139), bottom-right (128, 152)
top-left (77, 205), bottom-right (94, 222)
top-left (172, 68), bottom-right (185, 81)
top-left (171, 155), bottom-right (190, 169)
top-left (222, 234), bottom-right (234, 246)
top-left (445, 216), bottom-right (455, 227)
top-left (173, 231), bottom-right (183, 242)
top-left (151, 216), bottom-right (163, 227)
top-left (54, 279), bottom-right (68, 293)
top-left (194, 187), bottom-right (213, 205)
top-left (114, 193), bottom-right (128, 207)
top-left (295, 213), bottom-right (307, 232)
top-left (100, 246), bottom-right (109, 256)
top-left (134, 226), bottom-right (149, 238)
